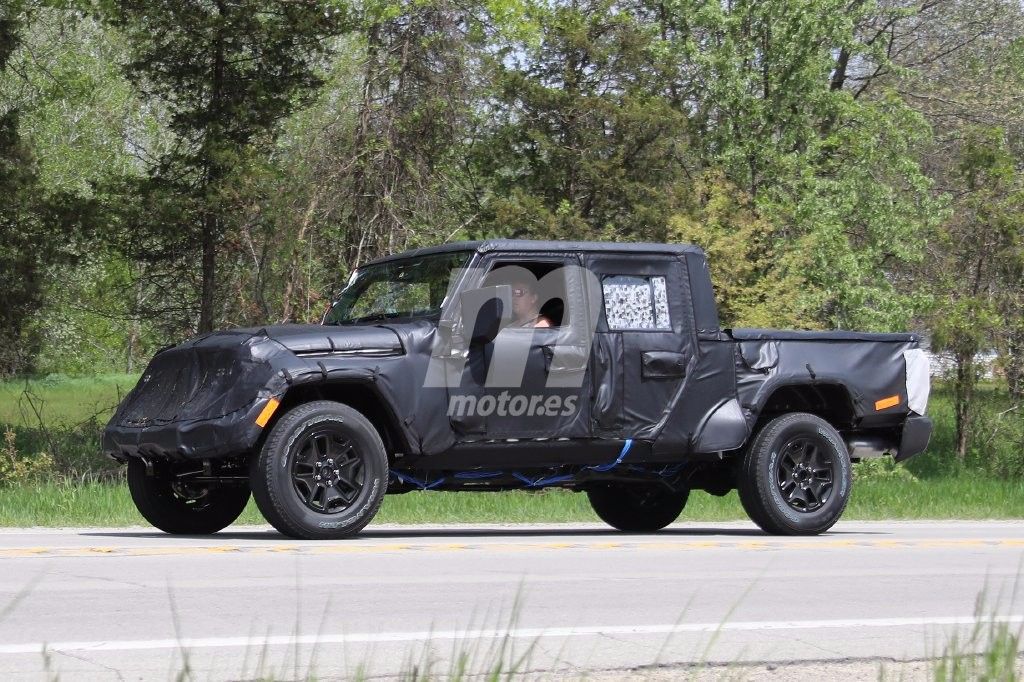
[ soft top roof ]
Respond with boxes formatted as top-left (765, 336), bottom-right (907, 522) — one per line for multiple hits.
top-left (729, 328), bottom-right (919, 343)
top-left (359, 239), bottom-right (704, 268)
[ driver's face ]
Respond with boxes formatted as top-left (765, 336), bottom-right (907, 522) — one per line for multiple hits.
top-left (511, 282), bottom-right (538, 318)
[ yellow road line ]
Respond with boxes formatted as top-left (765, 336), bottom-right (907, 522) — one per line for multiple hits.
top-left (0, 537), bottom-right (1021, 559)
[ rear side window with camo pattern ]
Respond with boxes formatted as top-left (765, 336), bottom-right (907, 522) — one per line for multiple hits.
top-left (601, 275), bottom-right (670, 331)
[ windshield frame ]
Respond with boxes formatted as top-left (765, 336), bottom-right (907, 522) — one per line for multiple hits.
top-left (323, 250), bottom-right (475, 326)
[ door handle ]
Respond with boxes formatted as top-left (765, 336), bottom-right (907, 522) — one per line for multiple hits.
top-left (641, 351), bottom-right (687, 379)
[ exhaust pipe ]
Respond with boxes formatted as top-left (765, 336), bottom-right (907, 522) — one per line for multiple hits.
top-left (845, 435), bottom-right (896, 460)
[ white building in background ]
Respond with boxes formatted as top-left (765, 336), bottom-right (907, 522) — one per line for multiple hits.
top-left (923, 350), bottom-right (1000, 379)
top-left (916, 334), bottom-right (1000, 379)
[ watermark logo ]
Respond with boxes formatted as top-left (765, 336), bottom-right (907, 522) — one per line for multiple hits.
top-left (447, 391), bottom-right (578, 418)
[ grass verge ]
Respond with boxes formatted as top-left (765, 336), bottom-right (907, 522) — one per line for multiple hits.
top-left (0, 374), bottom-right (138, 427)
top-left (0, 476), bottom-right (1022, 528)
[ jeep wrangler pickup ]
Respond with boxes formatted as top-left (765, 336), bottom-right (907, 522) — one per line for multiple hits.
top-left (103, 240), bottom-right (932, 539)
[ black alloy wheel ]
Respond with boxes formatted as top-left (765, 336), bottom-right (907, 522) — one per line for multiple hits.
top-left (774, 435), bottom-right (834, 513)
top-left (250, 400), bottom-right (388, 540)
top-left (737, 412), bottom-right (852, 536)
top-left (291, 429), bottom-right (365, 514)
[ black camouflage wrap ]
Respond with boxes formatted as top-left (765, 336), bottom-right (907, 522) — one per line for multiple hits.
top-left (104, 240), bottom-right (931, 472)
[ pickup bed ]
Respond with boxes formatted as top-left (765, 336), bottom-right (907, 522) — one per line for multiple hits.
top-left (104, 240), bottom-right (932, 538)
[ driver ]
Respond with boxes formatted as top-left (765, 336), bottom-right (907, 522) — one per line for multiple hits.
top-left (511, 279), bottom-right (554, 328)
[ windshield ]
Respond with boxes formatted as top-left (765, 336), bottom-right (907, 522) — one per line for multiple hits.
top-left (324, 251), bottom-right (473, 325)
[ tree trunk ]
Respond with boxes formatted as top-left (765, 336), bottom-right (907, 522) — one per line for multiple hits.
top-left (953, 350), bottom-right (975, 461)
top-left (281, 194), bottom-right (319, 323)
top-left (1004, 327), bottom-right (1024, 402)
top-left (198, 0), bottom-right (227, 334)
top-left (126, 276), bottom-right (140, 373)
top-left (198, 211), bottom-right (217, 333)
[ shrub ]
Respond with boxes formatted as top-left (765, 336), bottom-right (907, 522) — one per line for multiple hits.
top-left (0, 428), bottom-right (54, 485)
top-left (853, 457), bottom-right (919, 483)
top-left (973, 403), bottom-right (1024, 478)
top-left (0, 420), bottom-right (121, 485)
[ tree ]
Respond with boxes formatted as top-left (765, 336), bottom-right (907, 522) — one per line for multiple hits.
top-left (0, 1), bottom-right (87, 375)
top-left (477, 0), bottom-right (690, 241)
top-left (211, 1), bottom-right (498, 326)
top-left (307, 1), bottom-right (536, 268)
top-left (0, 2), bottom-right (39, 375)
top-left (929, 128), bottom-right (1023, 460)
top-left (0, 4), bottom-right (166, 374)
top-left (670, 171), bottom-right (820, 329)
top-left (0, 116), bottom-right (44, 375)
top-left (895, 6), bottom-right (1024, 402)
top-left (645, 0), bottom-right (940, 330)
top-left (102, 0), bottom-right (344, 333)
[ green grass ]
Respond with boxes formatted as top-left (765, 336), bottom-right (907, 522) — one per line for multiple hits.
top-left (0, 482), bottom-right (143, 527)
top-left (0, 374), bottom-right (138, 427)
top-left (850, 476), bottom-right (1024, 519)
top-left (1, 477), bottom-right (1022, 528)
top-left (930, 618), bottom-right (1023, 682)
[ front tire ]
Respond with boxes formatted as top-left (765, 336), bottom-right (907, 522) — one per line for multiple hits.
top-left (250, 401), bottom-right (388, 540)
top-left (737, 412), bottom-right (851, 535)
top-left (587, 484), bottom-right (689, 532)
top-left (126, 458), bottom-right (250, 535)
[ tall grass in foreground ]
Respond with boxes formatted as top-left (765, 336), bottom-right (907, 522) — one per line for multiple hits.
top-left (930, 618), bottom-right (1023, 681)
top-left (164, 589), bottom-right (1024, 680)
top-left (21, 583), bottom-right (1023, 680)
top-left (1, 477), bottom-right (1023, 527)
top-left (927, 582), bottom-right (1024, 682)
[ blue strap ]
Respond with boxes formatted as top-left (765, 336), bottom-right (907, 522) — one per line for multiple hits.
top-left (393, 439), bottom-right (637, 491)
top-left (586, 439), bottom-right (634, 472)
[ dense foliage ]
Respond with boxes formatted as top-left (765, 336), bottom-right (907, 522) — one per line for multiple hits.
top-left (0, 0), bottom-right (1021, 465)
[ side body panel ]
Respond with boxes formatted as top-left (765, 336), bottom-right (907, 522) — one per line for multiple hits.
top-left (649, 251), bottom-right (741, 457)
top-left (732, 330), bottom-right (923, 431)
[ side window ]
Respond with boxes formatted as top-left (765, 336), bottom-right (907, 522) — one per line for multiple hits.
top-left (602, 275), bottom-right (671, 331)
top-left (482, 261), bottom-right (570, 328)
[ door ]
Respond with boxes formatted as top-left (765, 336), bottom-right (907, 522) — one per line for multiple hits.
top-left (585, 254), bottom-right (693, 440)
top-left (446, 254), bottom-right (594, 440)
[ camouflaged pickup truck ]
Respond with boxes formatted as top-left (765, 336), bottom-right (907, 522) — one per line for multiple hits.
top-left (104, 240), bottom-right (932, 539)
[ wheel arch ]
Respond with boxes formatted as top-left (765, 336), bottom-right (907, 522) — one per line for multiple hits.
top-left (263, 381), bottom-right (412, 460)
top-left (753, 381), bottom-right (858, 432)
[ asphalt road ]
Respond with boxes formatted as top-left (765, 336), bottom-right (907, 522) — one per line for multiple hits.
top-left (0, 521), bottom-right (1021, 680)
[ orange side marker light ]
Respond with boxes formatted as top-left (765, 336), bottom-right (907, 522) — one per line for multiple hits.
top-left (874, 395), bottom-right (900, 411)
top-left (255, 398), bottom-right (280, 427)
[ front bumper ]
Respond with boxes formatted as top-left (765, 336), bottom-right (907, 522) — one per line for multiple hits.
top-left (895, 414), bottom-right (933, 462)
top-left (103, 397), bottom-right (275, 462)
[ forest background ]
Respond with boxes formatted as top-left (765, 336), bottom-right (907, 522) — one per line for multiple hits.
top-left (1, 0), bottom-right (1023, 494)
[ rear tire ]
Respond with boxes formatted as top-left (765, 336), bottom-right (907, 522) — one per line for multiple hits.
top-left (737, 412), bottom-right (851, 535)
top-left (250, 400), bottom-right (388, 540)
top-left (126, 458), bottom-right (250, 535)
top-left (587, 483), bottom-right (689, 532)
